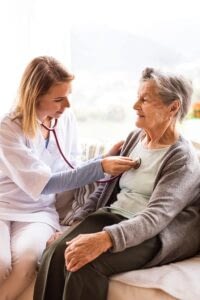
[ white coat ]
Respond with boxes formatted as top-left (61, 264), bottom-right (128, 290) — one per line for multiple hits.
top-left (0, 108), bottom-right (80, 230)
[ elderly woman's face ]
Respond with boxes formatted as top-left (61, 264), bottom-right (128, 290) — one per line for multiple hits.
top-left (133, 80), bottom-right (171, 132)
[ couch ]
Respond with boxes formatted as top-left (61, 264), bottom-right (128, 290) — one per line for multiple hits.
top-left (18, 140), bottom-right (200, 300)
top-left (18, 252), bottom-right (200, 300)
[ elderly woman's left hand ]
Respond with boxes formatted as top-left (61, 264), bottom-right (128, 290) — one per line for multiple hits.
top-left (103, 140), bottom-right (124, 157)
top-left (64, 231), bottom-right (112, 272)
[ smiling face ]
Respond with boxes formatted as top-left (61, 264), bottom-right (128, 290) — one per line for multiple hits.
top-left (133, 80), bottom-right (173, 133)
top-left (36, 81), bottom-right (72, 122)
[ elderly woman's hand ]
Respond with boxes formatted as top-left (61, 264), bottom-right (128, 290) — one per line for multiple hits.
top-left (64, 231), bottom-right (112, 272)
top-left (103, 140), bottom-right (124, 157)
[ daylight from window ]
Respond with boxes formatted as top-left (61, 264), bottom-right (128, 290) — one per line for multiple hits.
top-left (0, 0), bottom-right (200, 144)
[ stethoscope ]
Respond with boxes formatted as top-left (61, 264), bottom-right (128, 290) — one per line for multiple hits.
top-left (41, 119), bottom-right (74, 169)
top-left (41, 119), bottom-right (141, 184)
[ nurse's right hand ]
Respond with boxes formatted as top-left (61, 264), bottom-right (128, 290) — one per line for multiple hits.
top-left (101, 156), bottom-right (137, 176)
top-left (46, 231), bottom-right (63, 248)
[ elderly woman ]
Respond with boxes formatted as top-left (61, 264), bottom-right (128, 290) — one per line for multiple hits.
top-left (34, 68), bottom-right (200, 300)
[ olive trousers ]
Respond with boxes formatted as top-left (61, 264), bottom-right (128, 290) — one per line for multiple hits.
top-left (34, 209), bottom-right (161, 300)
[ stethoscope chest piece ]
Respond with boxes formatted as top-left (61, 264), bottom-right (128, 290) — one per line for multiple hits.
top-left (133, 157), bottom-right (142, 169)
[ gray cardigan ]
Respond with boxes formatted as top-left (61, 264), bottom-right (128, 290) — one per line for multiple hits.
top-left (73, 130), bottom-right (200, 267)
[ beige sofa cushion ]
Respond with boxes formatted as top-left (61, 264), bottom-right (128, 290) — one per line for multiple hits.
top-left (58, 142), bottom-right (105, 225)
top-left (108, 281), bottom-right (176, 300)
top-left (108, 255), bottom-right (200, 300)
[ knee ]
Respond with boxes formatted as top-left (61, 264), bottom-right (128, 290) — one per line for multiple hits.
top-left (0, 257), bottom-right (12, 282)
top-left (67, 263), bottom-right (96, 282)
top-left (47, 239), bottom-right (67, 263)
top-left (13, 253), bottom-right (38, 282)
top-left (65, 264), bottom-right (108, 293)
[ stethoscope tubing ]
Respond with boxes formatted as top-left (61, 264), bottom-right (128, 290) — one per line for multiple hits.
top-left (41, 119), bottom-right (141, 184)
top-left (41, 119), bottom-right (74, 169)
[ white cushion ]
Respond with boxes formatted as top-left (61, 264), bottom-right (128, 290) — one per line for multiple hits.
top-left (109, 255), bottom-right (200, 300)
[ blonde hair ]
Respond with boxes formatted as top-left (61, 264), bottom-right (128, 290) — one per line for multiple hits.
top-left (14, 56), bottom-right (74, 138)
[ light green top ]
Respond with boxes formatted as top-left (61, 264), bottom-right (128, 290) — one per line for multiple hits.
top-left (110, 141), bottom-right (169, 218)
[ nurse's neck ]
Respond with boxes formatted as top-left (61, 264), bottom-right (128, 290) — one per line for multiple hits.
top-left (42, 117), bottom-right (52, 127)
top-left (39, 117), bottom-right (52, 140)
top-left (38, 115), bottom-right (52, 127)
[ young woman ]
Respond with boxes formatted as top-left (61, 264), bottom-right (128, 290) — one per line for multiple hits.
top-left (0, 56), bottom-right (135, 299)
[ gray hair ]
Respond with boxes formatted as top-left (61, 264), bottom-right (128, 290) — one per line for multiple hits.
top-left (141, 67), bottom-right (193, 121)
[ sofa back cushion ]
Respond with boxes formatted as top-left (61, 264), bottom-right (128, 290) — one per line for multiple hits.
top-left (57, 141), bottom-right (105, 225)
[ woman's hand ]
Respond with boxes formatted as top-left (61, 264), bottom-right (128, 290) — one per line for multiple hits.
top-left (46, 231), bottom-right (63, 247)
top-left (103, 140), bottom-right (124, 157)
top-left (64, 231), bottom-right (112, 272)
top-left (101, 156), bottom-right (137, 176)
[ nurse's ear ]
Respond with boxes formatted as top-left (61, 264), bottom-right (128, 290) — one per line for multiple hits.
top-left (35, 97), bottom-right (42, 115)
top-left (35, 96), bottom-right (42, 109)
top-left (35, 96), bottom-right (41, 104)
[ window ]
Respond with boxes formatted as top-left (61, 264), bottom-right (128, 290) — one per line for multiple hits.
top-left (1, 0), bottom-right (200, 143)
